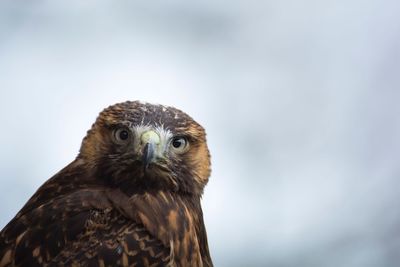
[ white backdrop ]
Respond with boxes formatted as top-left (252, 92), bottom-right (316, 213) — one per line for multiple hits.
top-left (1, 1), bottom-right (400, 266)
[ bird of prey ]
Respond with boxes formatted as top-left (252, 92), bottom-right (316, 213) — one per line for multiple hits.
top-left (0, 101), bottom-right (213, 267)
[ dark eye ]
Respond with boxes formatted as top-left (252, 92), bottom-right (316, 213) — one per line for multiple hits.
top-left (171, 137), bottom-right (189, 153)
top-left (113, 128), bottom-right (131, 143)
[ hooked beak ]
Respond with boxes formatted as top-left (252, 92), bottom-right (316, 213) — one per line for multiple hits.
top-left (142, 142), bottom-right (155, 169)
top-left (140, 130), bottom-right (161, 170)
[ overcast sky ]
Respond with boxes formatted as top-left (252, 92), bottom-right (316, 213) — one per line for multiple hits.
top-left (1, 1), bottom-right (400, 266)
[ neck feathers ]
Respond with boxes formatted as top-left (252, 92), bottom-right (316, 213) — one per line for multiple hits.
top-left (107, 190), bottom-right (212, 267)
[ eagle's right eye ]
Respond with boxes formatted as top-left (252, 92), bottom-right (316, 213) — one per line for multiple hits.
top-left (113, 128), bottom-right (131, 144)
top-left (170, 136), bottom-right (189, 153)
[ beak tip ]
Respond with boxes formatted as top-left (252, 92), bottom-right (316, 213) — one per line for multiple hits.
top-left (143, 163), bottom-right (149, 173)
top-left (142, 142), bottom-right (155, 168)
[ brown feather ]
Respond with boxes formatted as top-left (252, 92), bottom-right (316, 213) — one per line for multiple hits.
top-left (0, 101), bottom-right (212, 267)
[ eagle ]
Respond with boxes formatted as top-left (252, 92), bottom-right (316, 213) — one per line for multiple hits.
top-left (0, 101), bottom-right (213, 267)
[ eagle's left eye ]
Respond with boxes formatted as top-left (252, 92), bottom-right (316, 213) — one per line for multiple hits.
top-left (171, 137), bottom-right (189, 153)
top-left (113, 128), bottom-right (131, 144)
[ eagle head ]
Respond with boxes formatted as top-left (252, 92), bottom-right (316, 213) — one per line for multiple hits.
top-left (78, 101), bottom-right (211, 196)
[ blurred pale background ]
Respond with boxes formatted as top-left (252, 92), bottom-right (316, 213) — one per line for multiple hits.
top-left (1, 1), bottom-right (400, 266)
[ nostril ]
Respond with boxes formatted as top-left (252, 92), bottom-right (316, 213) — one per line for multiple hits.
top-left (141, 130), bottom-right (160, 145)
